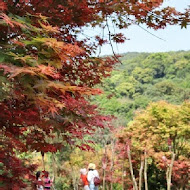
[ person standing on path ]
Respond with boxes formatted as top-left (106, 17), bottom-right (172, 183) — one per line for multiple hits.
top-left (87, 163), bottom-right (99, 190)
top-left (43, 171), bottom-right (53, 190)
top-left (36, 171), bottom-right (44, 190)
top-left (80, 168), bottom-right (90, 190)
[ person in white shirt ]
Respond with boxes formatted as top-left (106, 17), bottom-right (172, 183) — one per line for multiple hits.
top-left (36, 171), bottom-right (44, 190)
top-left (87, 163), bottom-right (99, 190)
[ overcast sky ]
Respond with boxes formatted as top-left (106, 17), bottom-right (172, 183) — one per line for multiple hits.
top-left (85, 0), bottom-right (190, 55)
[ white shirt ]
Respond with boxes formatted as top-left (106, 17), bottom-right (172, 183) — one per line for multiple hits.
top-left (37, 178), bottom-right (44, 190)
top-left (87, 170), bottom-right (99, 185)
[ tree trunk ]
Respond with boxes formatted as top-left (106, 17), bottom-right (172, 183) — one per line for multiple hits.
top-left (127, 147), bottom-right (138, 190)
top-left (102, 145), bottom-right (107, 190)
top-left (106, 183), bottom-right (110, 190)
top-left (139, 156), bottom-right (144, 190)
top-left (103, 168), bottom-right (106, 190)
top-left (52, 153), bottom-right (57, 182)
top-left (51, 153), bottom-right (57, 190)
top-left (41, 152), bottom-right (45, 171)
top-left (144, 151), bottom-right (148, 190)
top-left (122, 160), bottom-right (125, 190)
top-left (110, 140), bottom-right (115, 190)
top-left (167, 152), bottom-right (175, 190)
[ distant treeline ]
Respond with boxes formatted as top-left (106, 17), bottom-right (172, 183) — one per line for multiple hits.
top-left (94, 51), bottom-right (190, 125)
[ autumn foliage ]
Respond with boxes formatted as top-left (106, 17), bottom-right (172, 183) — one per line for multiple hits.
top-left (116, 101), bottom-right (190, 189)
top-left (0, 0), bottom-right (190, 188)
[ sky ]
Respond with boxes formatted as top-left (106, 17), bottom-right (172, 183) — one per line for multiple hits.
top-left (84, 0), bottom-right (190, 55)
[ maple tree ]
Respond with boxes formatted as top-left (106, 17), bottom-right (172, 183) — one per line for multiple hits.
top-left (0, 0), bottom-right (190, 189)
top-left (117, 101), bottom-right (190, 189)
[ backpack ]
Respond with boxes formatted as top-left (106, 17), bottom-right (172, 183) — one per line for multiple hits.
top-left (94, 176), bottom-right (101, 186)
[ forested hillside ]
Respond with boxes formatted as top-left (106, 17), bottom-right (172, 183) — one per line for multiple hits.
top-left (94, 51), bottom-right (190, 125)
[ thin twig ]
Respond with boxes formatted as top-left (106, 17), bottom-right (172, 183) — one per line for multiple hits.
top-left (105, 15), bottom-right (123, 64)
top-left (137, 24), bottom-right (166, 41)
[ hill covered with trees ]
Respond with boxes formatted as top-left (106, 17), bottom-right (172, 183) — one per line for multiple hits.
top-left (94, 51), bottom-right (190, 125)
